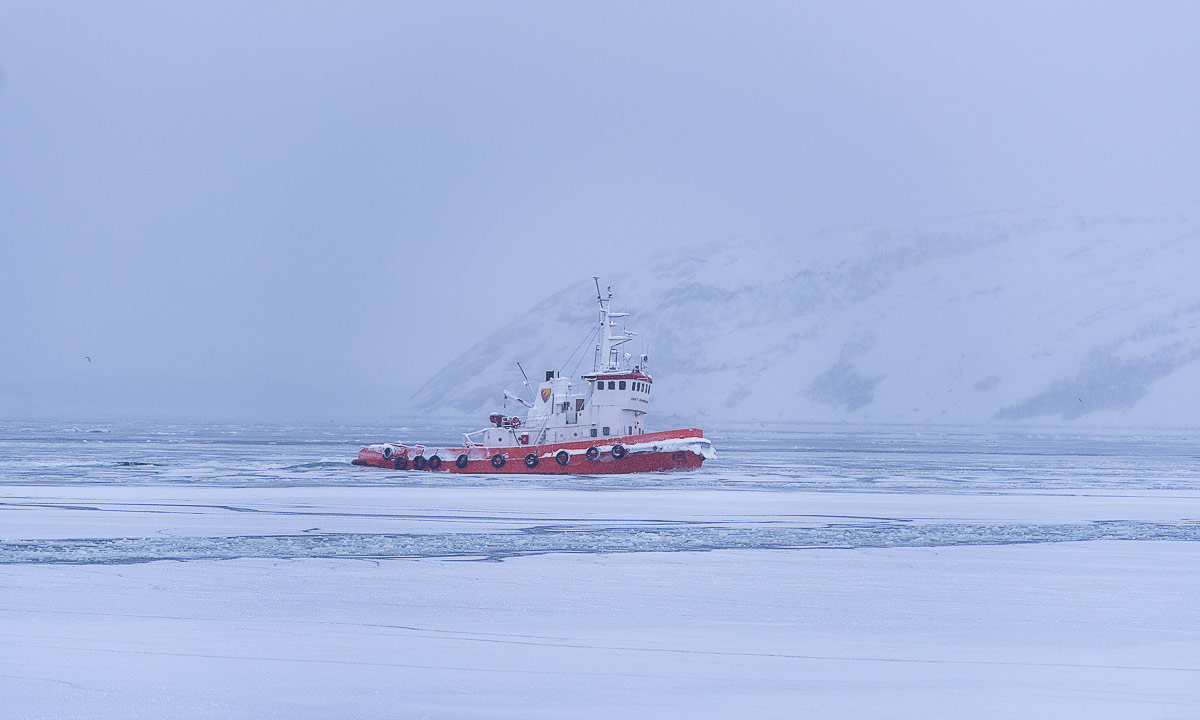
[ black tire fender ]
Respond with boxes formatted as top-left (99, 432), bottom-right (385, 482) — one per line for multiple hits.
top-left (382, 446), bottom-right (395, 460)
top-left (586, 446), bottom-right (600, 461)
top-left (455, 454), bottom-right (469, 469)
top-left (524, 453), bottom-right (538, 468)
top-left (611, 444), bottom-right (627, 460)
top-left (394, 456), bottom-right (408, 470)
top-left (413, 455), bottom-right (427, 470)
top-left (555, 450), bottom-right (570, 466)
top-left (491, 454), bottom-right (506, 469)
top-left (428, 455), bottom-right (442, 470)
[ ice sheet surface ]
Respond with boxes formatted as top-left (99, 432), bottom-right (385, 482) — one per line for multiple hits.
top-left (2, 421), bottom-right (1199, 718)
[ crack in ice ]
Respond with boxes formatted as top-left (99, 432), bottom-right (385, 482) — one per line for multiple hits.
top-left (4, 520), bottom-right (1200, 564)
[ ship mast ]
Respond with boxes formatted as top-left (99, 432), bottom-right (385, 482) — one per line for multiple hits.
top-left (594, 277), bottom-right (633, 372)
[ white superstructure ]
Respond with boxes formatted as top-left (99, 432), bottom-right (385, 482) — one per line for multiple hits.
top-left (465, 282), bottom-right (654, 449)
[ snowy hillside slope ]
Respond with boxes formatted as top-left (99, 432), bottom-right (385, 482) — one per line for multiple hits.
top-left (409, 207), bottom-right (1200, 427)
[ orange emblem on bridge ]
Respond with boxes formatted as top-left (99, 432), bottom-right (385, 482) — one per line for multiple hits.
top-left (541, 388), bottom-right (552, 402)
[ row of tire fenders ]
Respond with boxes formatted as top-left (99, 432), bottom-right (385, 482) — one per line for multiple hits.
top-left (380, 443), bottom-right (629, 470)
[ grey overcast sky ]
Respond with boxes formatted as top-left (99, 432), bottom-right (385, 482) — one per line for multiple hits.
top-left (2, 1), bottom-right (1199, 420)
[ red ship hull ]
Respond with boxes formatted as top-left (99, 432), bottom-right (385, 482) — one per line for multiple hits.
top-left (353, 428), bottom-right (708, 474)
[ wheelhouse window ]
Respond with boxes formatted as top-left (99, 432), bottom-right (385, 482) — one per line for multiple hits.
top-left (607, 381), bottom-right (615, 389)
top-left (602, 427), bottom-right (610, 436)
top-left (590, 428), bottom-right (598, 437)
top-left (619, 381), bottom-right (626, 390)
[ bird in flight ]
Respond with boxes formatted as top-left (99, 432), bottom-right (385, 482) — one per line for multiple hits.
top-left (85, 356), bottom-right (91, 362)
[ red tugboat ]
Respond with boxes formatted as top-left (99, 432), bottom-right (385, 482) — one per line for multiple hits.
top-left (353, 282), bottom-right (714, 474)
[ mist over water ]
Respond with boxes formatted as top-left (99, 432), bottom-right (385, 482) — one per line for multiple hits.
top-left (3, 2), bottom-right (1200, 423)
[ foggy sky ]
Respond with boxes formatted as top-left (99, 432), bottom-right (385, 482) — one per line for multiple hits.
top-left (2, 1), bottom-right (1199, 420)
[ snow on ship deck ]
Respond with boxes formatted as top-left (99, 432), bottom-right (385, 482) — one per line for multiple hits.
top-left (355, 428), bottom-right (714, 474)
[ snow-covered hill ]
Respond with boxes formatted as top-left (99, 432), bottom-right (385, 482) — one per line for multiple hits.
top-left (409, 207), bottom-right (1200, 428)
